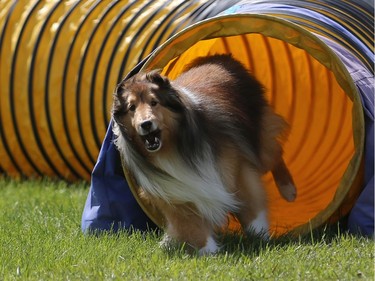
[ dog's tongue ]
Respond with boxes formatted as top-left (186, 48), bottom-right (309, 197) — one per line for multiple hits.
top-left (145, 135), bottom-right (161, 151)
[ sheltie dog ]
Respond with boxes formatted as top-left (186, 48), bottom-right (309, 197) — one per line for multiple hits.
top-left (112, 54), bottom-right (296, 255)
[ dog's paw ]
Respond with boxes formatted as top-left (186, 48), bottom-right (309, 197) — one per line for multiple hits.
top-left (159, 233), bottom-right (174, 250)
top-left (246, 210), bottom-right (270, 240)
top-left (279, 183), bottom-right (297, 202)
top-left (198, 236), bottom-right (220, 256)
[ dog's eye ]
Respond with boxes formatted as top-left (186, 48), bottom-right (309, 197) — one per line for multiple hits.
top-left (129, 104), bottom-right (136, 112)
top-left (150, 100), bottom-right (158, 107)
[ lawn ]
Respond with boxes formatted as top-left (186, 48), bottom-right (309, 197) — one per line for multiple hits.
top-left (0, 178), bottom-right (373, 280)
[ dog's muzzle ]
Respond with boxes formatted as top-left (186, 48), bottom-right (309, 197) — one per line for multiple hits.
top-left (139, 121), bottom-right (162, 152)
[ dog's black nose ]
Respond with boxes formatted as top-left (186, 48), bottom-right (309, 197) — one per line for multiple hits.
top-left (140, 120), bottom-right (152, 131)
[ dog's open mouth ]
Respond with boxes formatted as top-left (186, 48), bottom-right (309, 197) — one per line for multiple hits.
top-left (141, 130), bottom-right (162, 152)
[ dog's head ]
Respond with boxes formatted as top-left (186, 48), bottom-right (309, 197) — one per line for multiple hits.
top-left (113, 71), bottom-right (184, 153)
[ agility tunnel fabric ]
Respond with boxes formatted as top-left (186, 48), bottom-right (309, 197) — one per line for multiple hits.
top-left (120, 0), bottom-right (374, 236)
top-left (0, 1), bottom-right (373, 236)
top-left (0, 0), bottom-right (238, 181)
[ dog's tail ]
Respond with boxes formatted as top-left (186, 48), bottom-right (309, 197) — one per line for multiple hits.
top-left (272, 158), bottom-right (297, 202)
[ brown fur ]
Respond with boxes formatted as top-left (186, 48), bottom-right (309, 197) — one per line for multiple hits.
top-left (112, 54), bottom-right (296, 254)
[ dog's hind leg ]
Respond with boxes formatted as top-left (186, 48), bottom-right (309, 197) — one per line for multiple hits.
top-left (235, 161), bottom-right (270, 239)
top-left (272, 158), bottom-right (297, 202)
top-left (259, 107), bottom-right (297, 202)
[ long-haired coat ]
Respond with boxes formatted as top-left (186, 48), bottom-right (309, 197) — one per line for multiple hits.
top-left (112, 54), bottom-right (296, 255)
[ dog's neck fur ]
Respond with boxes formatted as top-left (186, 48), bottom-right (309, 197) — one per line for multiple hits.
top-left (113, 116), bottom-right (239, 227)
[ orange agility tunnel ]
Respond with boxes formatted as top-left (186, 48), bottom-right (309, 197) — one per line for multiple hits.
top-left (0, 1), bottom-right (373, 236)
top-left (120, 1), bottom-right (374, 236)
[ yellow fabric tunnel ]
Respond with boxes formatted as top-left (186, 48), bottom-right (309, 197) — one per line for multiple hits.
top-left (0, 0), bottom-right (235, 181)
top-left (122, 3), bottom-right (373, 236)
top-left (0, 1), bottom-right (373, 236)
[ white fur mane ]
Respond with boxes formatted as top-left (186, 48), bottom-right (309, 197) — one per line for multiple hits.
top-left (113, 122), bottom-right (239, 227)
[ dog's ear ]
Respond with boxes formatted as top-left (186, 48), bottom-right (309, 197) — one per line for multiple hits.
top-left (146, 70), bottom-right (170, 89)
top-left (112, 81), bottom-right (128, 119)
top-left (114, 79), bottom-right (127, 97)
top-left (112, 91), bottom-right (121, 110)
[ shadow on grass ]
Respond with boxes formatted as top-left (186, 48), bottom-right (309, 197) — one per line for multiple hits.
top-left (217, 220), bottom-right (352, 256)
top-left (161, 220), bottom-right (354, 258)
top-left (85, 218), bottom-right (360, 258)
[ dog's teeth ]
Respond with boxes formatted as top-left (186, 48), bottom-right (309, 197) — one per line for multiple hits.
top-left (143, 133), bottom-right (161, 152)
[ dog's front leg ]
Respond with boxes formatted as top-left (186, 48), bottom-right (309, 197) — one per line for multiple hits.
top-left (160, 204), bottom-right (218, 255)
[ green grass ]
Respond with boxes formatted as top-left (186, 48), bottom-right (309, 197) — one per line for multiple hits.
top-left (0, 178), bottom-right (373, 280)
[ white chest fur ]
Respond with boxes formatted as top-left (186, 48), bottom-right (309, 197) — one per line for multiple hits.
top-left (145, 149), bottom-right (238, 227)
